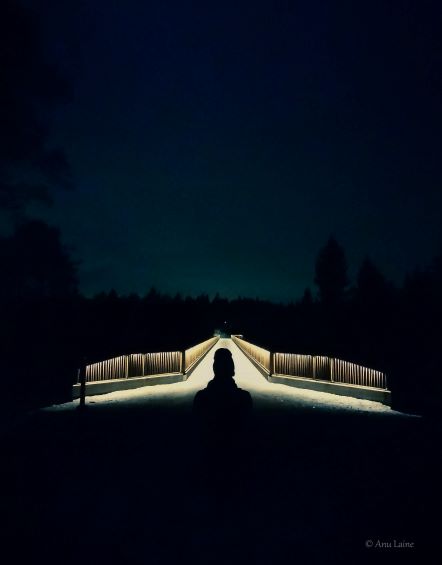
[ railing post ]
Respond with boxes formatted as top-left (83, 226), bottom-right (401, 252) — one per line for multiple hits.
top-left (269, 352), bottom-right (274, 380)
top-left (78, 362), bottom-right (86, 411)
top-left (181, 351), bottom-right (186, 376)
top-left (125, 355), bottom-right (129, 379)
top-left (313, 356), bottom-right (316, 379)
top-left (330, 358), bottom-right (334, 382)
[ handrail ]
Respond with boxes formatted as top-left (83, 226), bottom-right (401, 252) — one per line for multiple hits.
top-left (80, 336), bottom-right (220, 384)
top-left (185, 336), bottom-right (219, 372)
top-left (83, 351), bottom-right (182, 382)
top-left (274, 352), bottom-right (313, 379)
top-left (85, 355), bottom-right (128, 381)
top-left (231, 335), bottom-right (271, 373)
top-left (333, 357), bottom-right (387, 389)
top-left (232, 336), bottom-right (388, 390)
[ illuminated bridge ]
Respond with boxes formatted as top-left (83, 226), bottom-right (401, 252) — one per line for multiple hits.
top-left (72, 336), bottom-right (391, 409)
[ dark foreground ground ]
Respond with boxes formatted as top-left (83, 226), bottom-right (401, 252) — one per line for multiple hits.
top-left (2, 398), bottom-right (437, 565)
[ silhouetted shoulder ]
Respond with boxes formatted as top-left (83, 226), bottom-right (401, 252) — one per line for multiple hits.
top-left (192, 387), bottom-right (212, 417)
top-left (237, 387), bottom-right (253, 409)
top-left (193, 381), bottom-right (252, 424)
top-left (193, 387), bottom-right (209, 406)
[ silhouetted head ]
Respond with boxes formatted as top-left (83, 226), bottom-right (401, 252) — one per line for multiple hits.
top-left (213, 348), bottom-right (235, 380)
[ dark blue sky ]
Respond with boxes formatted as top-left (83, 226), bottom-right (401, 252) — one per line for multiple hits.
top-left (21, 0), bottom-right (442, 300)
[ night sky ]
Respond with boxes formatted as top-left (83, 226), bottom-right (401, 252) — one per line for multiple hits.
top-left (18, 0), bottom-right (442, 301)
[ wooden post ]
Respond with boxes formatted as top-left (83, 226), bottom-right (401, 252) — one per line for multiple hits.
top-left (125, 355), bottom-right (129, 379)
top-left (330, 358), bottom-right (334, 382)
top-left (182, 351), bottom-right (186, 376)
top-left (79, 363), bottom-right (86, 410)
top-left (269, 352), bottom-right (274, 380)
top-left (313, 356), bottom-right (316, 379)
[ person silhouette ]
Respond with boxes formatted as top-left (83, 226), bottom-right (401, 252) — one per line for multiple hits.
top-left (193, 348), bottom-right (253, 493)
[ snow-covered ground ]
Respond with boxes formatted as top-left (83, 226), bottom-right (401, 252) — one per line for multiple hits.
top-left (45, 338), bottom-right (410, 416)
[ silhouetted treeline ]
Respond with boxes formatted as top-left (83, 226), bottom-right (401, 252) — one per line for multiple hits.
top-left (1, 224), bottom-right (441, 417)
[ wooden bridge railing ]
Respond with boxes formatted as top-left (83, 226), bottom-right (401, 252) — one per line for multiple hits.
top-left (232, 336), bottom-right (388, 390)
top-left (84, 352), bottom-right (182, 382)
top-left (231, 335), bottom-right (271, 373)
top-left (184, 337), bottom-right (219, 372)
top-left (80, 336), bottom-right (219, 384)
